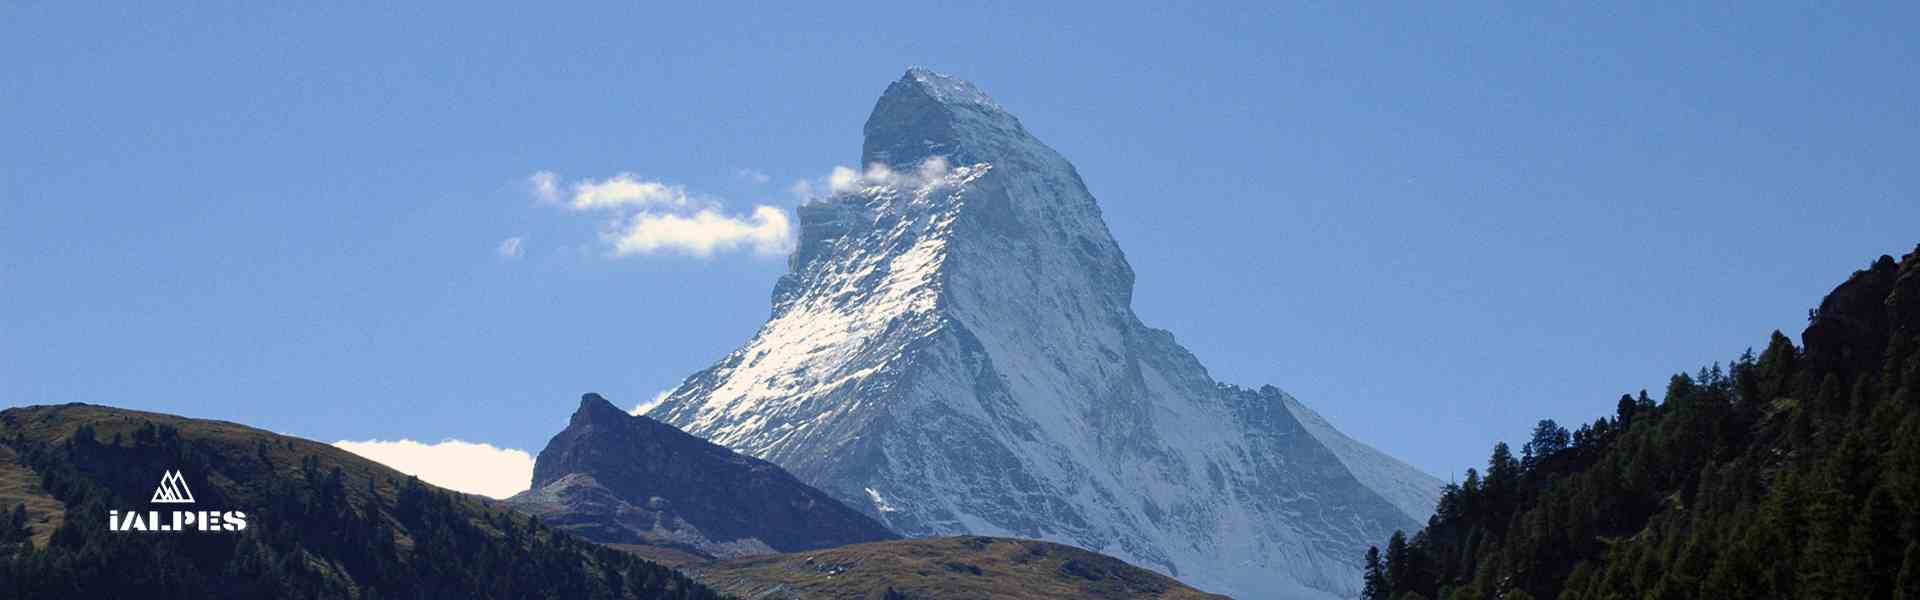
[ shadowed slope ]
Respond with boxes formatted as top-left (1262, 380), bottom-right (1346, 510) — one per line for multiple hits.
top-left (508, 394), bottom-right (897, 561)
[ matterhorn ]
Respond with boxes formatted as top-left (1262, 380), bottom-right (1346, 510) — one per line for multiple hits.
top-left (649, 68), bottom-right (1441, 599)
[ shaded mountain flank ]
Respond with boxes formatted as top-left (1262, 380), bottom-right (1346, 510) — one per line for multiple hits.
top-left (506, 394), bottom-right (898, 562)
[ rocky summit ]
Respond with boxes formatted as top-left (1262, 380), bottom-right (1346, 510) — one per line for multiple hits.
top-left (646, 68), bottom-right (1444, 599)
top-left (507, 393), bottom-right (898, 560)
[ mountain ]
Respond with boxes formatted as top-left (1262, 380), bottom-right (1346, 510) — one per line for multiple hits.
top-left (1360, 246), bottom-right (1920, 600)
top-left (688, 536), bottom-right (1229, 600)
top-left (0, 403), bottom-right (724, 600)
top-left (647, 67), bottom-right (1443, 598)
top-left (507, 394), bottom-right (897, 561)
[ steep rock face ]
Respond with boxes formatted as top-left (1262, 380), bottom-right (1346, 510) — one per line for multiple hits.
top-left (1802, 249), bottom-right (1920, 375)
top-left (650, 68), bottom-right (1442, 598)
top-left (507, 394), bottom-right (897, 560)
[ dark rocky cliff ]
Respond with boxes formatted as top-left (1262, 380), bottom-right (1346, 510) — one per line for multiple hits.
top-left (507, 393), bottom-right (897, 560)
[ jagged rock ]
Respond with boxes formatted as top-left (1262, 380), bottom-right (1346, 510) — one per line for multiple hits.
top-left (1802, 246), bottom-right (1920, 377)
top-left (507, 394), bottom-right (897, 560)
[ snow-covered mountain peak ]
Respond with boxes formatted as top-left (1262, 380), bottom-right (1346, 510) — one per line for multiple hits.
top-left (653, 69), bottom-right (1442, 599)
top-left (902, 66), bottom-right (1001, 110)
top-left (862, 68), bottom-right (1050, 171)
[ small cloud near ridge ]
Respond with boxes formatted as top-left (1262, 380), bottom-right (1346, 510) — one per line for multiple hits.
top-left (526, 169), bottom-right (794, 258)
top-left (333, 438), bottom-right (533, 499)
top-left (631, 390), bottom-right (671, 416)
top-left (609, 206), bottom-right (791, 258)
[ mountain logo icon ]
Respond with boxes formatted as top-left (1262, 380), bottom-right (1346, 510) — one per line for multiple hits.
top-left (150, 470), bottom-right (196, 504)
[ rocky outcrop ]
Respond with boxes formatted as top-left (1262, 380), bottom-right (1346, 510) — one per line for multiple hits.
top-left (1802, 247), bottom-right (1920, 376)
top-left (507, 394), bottom-right (897, 560)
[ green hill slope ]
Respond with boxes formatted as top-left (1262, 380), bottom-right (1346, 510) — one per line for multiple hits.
top-left (0, 403), bottom-right (726, 600)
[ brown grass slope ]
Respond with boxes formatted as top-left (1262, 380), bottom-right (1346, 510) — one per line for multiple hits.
top-left (685, 536), bottom-right (1231, 600)
top-left (3, 402), bottom-right (444, 519)
top-left (0, 445), bottom-right (64, 546)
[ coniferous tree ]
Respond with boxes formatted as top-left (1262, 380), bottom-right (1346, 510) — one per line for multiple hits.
top-left (1615, 394), bottom-right (1636, 428)
top-left (1525, 420), bottom-right (1569, 461)
top-left (1362, 546), bottom-right (1388, 600)
top-left (1385, 531), bottom-right (1412, 597)
top-left (1856, 486), bottom-right (1905, 599)
top-left (1484, 443), bottom-right (1519, 522)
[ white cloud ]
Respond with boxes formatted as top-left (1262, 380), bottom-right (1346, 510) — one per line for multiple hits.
top-left (526, 169), bottom-right (798, 259)
top-left (568, 173), bottom-right (691, 211)
top-left (829, 165), bottom-right (863, 193)
top-left (496, 236), bottom-right (524, 259)
top-left (915, 156), bottom-right (951, 182)
top-left (333, 439), bottom-right (533, 499)
top-left (631, 390), bottom-right (671, 416)
top-left (609, 205), bottom-right (791, 257)
top-left (789, 157), bottom-right (964, 203)
top-left (734, 168), bottom-right (771, 184)
top-left (528, 171), bottom-right (560, 204)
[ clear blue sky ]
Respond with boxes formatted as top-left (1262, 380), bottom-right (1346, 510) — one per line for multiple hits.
top-left (4, 3), bottom-right (1915, 480)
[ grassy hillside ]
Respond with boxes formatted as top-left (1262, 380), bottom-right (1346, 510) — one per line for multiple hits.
top-left (0, 403), bottom-right (726, 600)
top-left (686, 536), bottom-right (1228, 600)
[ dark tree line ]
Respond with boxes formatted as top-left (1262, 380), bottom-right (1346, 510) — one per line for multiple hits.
top-left (1363, 250), bottom-right (1920, 600)
top-left (0, 420), bottom-right (727, 599)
